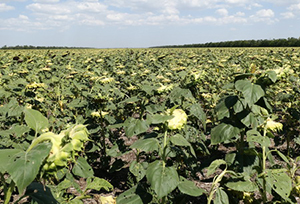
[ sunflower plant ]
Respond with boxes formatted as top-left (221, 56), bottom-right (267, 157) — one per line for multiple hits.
top-left (117, 103), bottom-right (206, 203)
top-left (0, 108), bottom-right (112, 204)
top-left (209, 69), bottom-right (296, 203)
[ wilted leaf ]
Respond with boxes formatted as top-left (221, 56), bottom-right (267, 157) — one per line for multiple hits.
top-left (226, 180), bottom-right (258, 192)
top-left (206, 159), bottom-right (227, 177)
top-left (72, 157), bottom-right (94, 178)
top-left (86, 177), bottom-right (113, 192)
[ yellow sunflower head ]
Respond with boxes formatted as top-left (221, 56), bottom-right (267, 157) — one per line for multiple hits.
top-left (167, 109), bottom-right (188, 130)
top-left (266, 118), bottom-right (283, 132)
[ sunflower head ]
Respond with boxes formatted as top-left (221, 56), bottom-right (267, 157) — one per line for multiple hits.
top-left (167, 109), bottom-right (188, 130)
top-left (266, 118), bottom-right (283, 132)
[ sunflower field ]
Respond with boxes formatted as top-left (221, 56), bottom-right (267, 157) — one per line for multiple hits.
top-left (0, 47), bottom-right (300, 204)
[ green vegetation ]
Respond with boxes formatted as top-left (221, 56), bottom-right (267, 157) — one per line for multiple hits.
top-left (0, 47), bottom-right (299, 203)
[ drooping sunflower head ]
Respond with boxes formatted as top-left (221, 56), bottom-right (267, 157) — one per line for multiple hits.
top-left (266, 118), bottom-right (283, 132)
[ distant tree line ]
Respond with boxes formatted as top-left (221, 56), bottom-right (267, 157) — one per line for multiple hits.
top-left (0, 45), bottom-right (93, 49)
top-left (154, 37), bottom-right (300, 48)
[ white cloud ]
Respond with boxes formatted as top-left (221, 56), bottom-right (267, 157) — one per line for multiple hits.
top-left (105, 0), bottom-right (169, 13)
top-left (0, 3), bottom-right (14, 12)
top-left (162, 2), bottom-right (179, 15)
top-left (106, 12), bottom-right (142, 25)
top-left (180, 0), bottom-right (215, 8)
top-left (189, 12), bottom-right (247, 25)
top-left (19, 14), bottom-right (29, 20)
top-left (0, 15), bottom-right (45, 31)
top-left (220, 15), bottom-right (247, 24)
top-left (264, 0), bottom-right (300, 6)
top-left (288, 3), bottom-right (300, 11)
top-left (180, 0), bottom-right (255, 8)
top-left (77, 2), bottom-right (107, 13)
top-left (252, 3), bottom-right (262, 7)
top-left (280, 12), bottom-right (295, 19)
top-left (225, 0), bottom-right (248, 4)
top-left (26, 3), bottom-right (72, 14)
top-left (0, 0), bottom-right (26, 2)
top-left (192, 15), bottom-right (246, 25)
top-left (1, 0), bottom-right (300, 48)
top-left (236, 11), bottom-right (245, 16)
top-left (1, 0), bottom-right (290, 33)
top-left (216, 8), bottom-right (228, 16)
top-left (203, 16), bottom-right (218, 22)
top-left (33, 0), bottom-right (60, 3)
top-left (106, 13), bottom-right (125, 21)
top-left (246, 3), bottom-right (263, 9)
top-left (250, 9), bottom-right (276, 24)
top-left (105, 0), bottom-right (228, 12)
top-left (192, 16), bottom-right (217, 24)
top-left (49, 15), bottom-right (73, 21)
top-left (256, 9), bottom-right (275, 18)
top-left (79, 18), bottom-right (105, 26)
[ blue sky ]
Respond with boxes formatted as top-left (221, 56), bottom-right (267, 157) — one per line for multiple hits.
top-left (0, 0), bottom-right (300, 48)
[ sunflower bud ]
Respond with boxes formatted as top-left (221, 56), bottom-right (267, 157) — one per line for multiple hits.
top-left (71, 139), bottom-right (83, 151)
top-left (28, 124), bottom-right (90, 174)
top-left (53, 151), bottom-right (70, 167)
top-left (69, 125), bottom-right (89, 141)
top-left (43, 162), bottom-right (57, 171)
